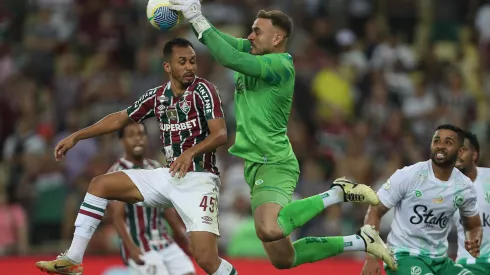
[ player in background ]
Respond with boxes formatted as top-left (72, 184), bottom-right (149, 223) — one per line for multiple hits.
top-left (36, 38), bottom-right (238, 275)
top-left (453, 130), bottom-right (489, 275)
top-left (168, 1), bottom-right (396, 271)
top-left (362, 124), bottom-right (482, 275)
top-left (108, 122), bottom-right (195, 275)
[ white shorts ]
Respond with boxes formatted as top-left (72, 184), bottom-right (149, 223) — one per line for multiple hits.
top-left (128, 244), bottom-right (195, 275)
top-left (122, 168), bottom-right (221, 235)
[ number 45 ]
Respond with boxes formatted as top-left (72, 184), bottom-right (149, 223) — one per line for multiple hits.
top-left (199, 195), bottom-right (216, 212)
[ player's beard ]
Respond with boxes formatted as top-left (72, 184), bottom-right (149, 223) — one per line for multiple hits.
top-left (180, 72), bottom-right (195, 88)
top-left (181, 79), bottom-right (192, 89)
top-left (430, 150), bottom-right (458, 168)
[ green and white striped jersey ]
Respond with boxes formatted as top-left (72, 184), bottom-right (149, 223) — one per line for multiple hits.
top-left (108, 158), bottom-right (174, 264)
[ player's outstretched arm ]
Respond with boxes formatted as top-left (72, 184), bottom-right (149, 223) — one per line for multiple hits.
top-left (108, 201), bottom-right (145, 265)
top-left (192, 23), bottom-right (251, 52)
top-left (170, 0), bottom-right (289, 84)
top-left (164, 208), bottom-right (193, 257)
top-left (54, 110), bottom-right (131, 161)
top-left (200, 29), bottom-right (291, 85)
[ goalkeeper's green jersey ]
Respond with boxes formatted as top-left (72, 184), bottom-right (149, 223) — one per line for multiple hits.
top-left (199, 25), bottom-right (296, 164)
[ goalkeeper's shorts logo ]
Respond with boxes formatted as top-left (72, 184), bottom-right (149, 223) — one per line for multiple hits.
top-left (410, 266), bottom-right (421, 275)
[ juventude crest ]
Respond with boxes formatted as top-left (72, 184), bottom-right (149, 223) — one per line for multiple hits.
top-left (485, 191), bottom-right (490, 204)
top-left (410, 266), bottom-right (421, 275)
top-left (179, 100), bottom-right (191, 114)
top-left (453, 194), bottom-right (464, 209)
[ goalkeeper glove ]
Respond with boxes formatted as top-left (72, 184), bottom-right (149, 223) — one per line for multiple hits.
top-left (169, 0), bottom-right (210, 39)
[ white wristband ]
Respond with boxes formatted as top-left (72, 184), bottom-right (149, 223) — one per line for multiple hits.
top-left (190, 15), bottom-right (211, 39)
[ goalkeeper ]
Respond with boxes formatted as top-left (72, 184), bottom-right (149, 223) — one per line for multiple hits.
top-left (170, 1), bottom-right (397, 271)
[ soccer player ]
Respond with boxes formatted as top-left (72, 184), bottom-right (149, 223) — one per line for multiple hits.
top-left (453, 130), bottom-right (489, 275)
top-left (362, 124), bottom-right (482, 275)
top-left (168, 1), bottom-right (396, 271)
top-left (108, 122), bottom-right (195, 275)
top-left (36, 38), bottom-right (238, 275)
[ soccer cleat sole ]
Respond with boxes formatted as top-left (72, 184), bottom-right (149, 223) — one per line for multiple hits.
top-left (36, 266), bottom-right (82, 275)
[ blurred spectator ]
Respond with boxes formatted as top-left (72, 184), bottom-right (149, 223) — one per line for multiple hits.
top-left (0, 183), bottom-right (28, 255)
top-left (0, 0), bottom-right (487, 259)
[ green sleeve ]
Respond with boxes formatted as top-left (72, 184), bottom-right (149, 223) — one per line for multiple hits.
top-left (200, 28), bottom-right (293, 85)
top-left (192, 24), bottom-right (250, 52)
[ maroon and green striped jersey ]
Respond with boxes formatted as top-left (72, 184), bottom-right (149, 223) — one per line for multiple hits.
top-left (108, 158), bottom-right (174, 265)
top-left (126, 77), bottom-right (224, 175)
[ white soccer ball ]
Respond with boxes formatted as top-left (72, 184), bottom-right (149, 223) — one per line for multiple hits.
top-left (146, 0), bottom-right (181, 31)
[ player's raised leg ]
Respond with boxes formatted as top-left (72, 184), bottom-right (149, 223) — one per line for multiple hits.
top-left (255, 203), bottom-right (395, 270)
top-left (247, 157), bottom-right (395, 270)
top-left (35, 170), bottom-right (152, 275)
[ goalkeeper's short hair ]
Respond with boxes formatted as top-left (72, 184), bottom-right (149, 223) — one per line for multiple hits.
top-left (257, 10), bottom-right (293, 38)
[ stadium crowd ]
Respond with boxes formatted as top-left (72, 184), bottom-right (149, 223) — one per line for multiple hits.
top-left (0, 0), bottom-right (489, 260)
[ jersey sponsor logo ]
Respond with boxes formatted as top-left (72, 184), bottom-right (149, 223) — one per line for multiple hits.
top-left (410, 266), bottom-right (421, 275)
top-left (453, 194), bottom-right (464, 209)
top-left (485, 191), bottom-right (490, 204)
top-left (432, 196), bottom-right (443, 204)
top-left (196, 84), bottom-right (213, 114)
top-left (409, 205), bottom-right (450, 228)
top-left (134, 89), bottom-right (157, 107)
top-left (160, 119), bottom-right (198, 132)
top-left (483, 212), bottom-right (490, 227)
top-left (158, 95), bottom-right (169, 103)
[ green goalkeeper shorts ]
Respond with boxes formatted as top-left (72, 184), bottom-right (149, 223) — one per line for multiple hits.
top-left (386, 254), bottom-right (473, 275)
top-left (244, 155), bottom-right (299, 213)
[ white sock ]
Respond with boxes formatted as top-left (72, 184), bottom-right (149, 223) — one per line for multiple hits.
top-left (66, 193), bottom-right (108, 263)
top-left (318, 186), bottom-right (343, 208)
top-left (212, 258), bottom-right (238, 275)
top-left (343, 234), bottom-right (366, 251)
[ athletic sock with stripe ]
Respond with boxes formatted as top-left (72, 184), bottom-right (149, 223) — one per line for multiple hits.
top-left (66, 193), bottom-right (108, 263)
top-left (212, 258), bottom-right (238, 275)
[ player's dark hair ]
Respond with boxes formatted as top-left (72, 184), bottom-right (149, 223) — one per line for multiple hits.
top-left (462, 129), bottom-right (480, 160)
top-left (257, 10), bottom-right (293, 38)
top-left (118, 123), bottom-right (147, 139)
top-left (162, 37), bottom-right (194, 61)
top-left (436, 124), bottom-right (465, 145)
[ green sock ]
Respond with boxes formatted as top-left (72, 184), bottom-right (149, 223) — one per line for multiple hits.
top-left (292, 236), bottom-right (344, 267)
top-left (276, 195), bottom-right (324, 236)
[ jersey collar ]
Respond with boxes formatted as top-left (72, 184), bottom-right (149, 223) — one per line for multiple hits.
top-left (119, 157), bottom-right (149, 169)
